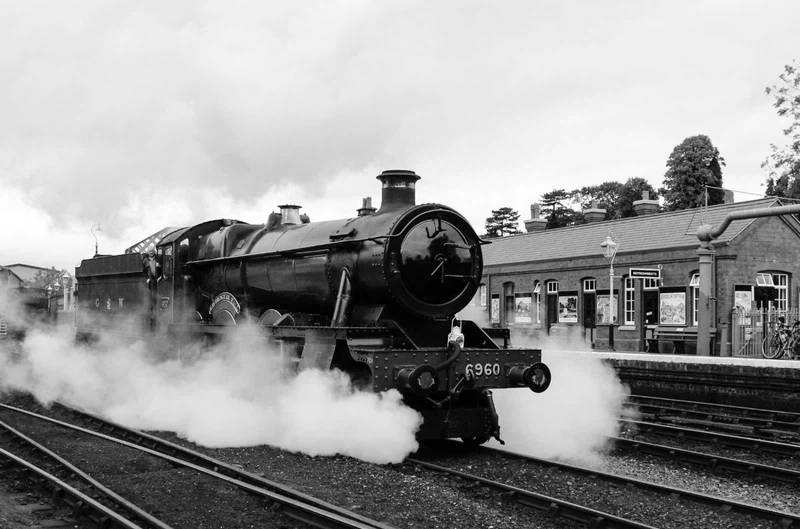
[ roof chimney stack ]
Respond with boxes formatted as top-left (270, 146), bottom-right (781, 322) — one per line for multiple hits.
top-left (524, 203), bottom-right (548, 232)
top-left (633, 191), bottom-right (659, 216)
top-left (583, 200), bottom-right (607, 223)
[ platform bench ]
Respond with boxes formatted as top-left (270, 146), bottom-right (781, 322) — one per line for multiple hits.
top-left (646, 326), bottom-right (698, 354)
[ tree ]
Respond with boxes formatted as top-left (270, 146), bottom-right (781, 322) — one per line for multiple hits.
top-left (660, 135), bottom-right (726, 211)
top-left (572, 182), bottom-right (624, 220)
top-left (31, 267), bottom-right (66, 289)
top-left (763, 60), bottom-right (800, 198)
top-left (483, 207), bottom-right (521, 238)
top-left (617, 177), bottom-right (659, 218)
top-left (540, 189), bottom-right (577, 229)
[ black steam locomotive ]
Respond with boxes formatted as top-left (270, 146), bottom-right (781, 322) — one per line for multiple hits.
top-left (75, 170), bottom-right (551, 444)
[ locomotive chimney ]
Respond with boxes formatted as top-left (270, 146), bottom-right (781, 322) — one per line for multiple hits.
top-left (376, 170), bottom-right (421, 213)
top-left (278, 204), bottom-right (302, 225)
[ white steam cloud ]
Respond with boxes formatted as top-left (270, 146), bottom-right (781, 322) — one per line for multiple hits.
top-left (0, 326), bottom-right (422, 464)
top-left (490, 353), bottom-right (629, 464)
top-left (489, 331), bottom-right (629, 465)
top-left (2, 304), bottom-right (632, 466)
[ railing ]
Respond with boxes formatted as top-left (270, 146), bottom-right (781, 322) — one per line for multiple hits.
top-left (730, 308), bottom-right (800, 357)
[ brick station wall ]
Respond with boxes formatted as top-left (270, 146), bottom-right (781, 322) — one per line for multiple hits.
top-left (605, 357), bottom-right (800, 412)
top-left (479, 215), bottom-right (800, 354)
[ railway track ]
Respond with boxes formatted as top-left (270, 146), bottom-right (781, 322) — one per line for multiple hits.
top-left (609, 433), bottom-right (800, 483)
top-left (625, 395), bottom-right (800, 442)
top-left (406, 440), bottom-right (800, 528)
top-left (0, 402), bottom-right (395, 529)
top-left (3, 394), bottom-right (798, 528)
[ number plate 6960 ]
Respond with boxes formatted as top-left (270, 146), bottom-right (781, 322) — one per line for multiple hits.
top-left (465, 363), bottom-right (501, 378)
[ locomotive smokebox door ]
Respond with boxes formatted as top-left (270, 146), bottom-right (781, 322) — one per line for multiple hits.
top-left (299, 330), bottom-right (337, 370)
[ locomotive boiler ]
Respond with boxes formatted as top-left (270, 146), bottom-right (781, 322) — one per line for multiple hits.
top-left (75, 170), bottom-right (551, 444)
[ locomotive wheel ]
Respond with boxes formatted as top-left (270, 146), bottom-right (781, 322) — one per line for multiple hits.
top-left (461, 436), bottom-right (490, 446)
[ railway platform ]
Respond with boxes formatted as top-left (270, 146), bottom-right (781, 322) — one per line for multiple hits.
top-left (556, 350), bottom-right (800, 413)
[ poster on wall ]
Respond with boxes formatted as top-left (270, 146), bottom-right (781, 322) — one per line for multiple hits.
top-left (515, 294), bottom-right (532, 323)
top-left (596, 295), bottom-right (618, 324)
top-left (558, 295), bottom-right (578, 323)
top-left (734, 290), bottom-right (753, 312)
top-left (491, 296), bottom-right (500, 324)
top-left (659, 292), bottom-right (686, 325)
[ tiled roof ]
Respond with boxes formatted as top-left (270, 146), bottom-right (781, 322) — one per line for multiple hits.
top-left (1, 264), bottom-right (53, 283)
top-left (482, 198), bottom-right (782, 267)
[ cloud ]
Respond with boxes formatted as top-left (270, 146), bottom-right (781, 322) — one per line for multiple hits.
top-left (1, 1), bottom-right (797, 271)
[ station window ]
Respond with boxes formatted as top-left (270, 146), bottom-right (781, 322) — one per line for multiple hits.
top-left (624, 277), bottom-right (635, 325)
top-left (690, 273), bottom-right (700, 325)
top-left (479, 284), bottom-right (487, 307)
top-left (547, 281), bottom-right (558, 293)
top-left (773, 273), bottom-right (788, 312)
top-left (583, 279), bottom-right (596, 292)
top-left (756, 273), bottom-right (775, 287)
top-left (504, 282), bottom-right (515, 324)
top-left (643, 278), bottom-right (660, 290)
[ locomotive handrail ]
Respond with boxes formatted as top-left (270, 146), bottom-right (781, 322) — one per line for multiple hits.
top-left (184, 234), bottom-right (401, 266)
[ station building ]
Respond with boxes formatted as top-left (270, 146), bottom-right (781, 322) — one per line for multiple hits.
top-left (474, 196), bottom-right (800, 356)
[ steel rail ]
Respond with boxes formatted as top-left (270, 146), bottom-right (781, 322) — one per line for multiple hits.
top-left (0, 419), bottom-right (175, 528)
top-left (0, 402), bottom-right (394, 529)
top-left (610, 436), bottom-right (800, 484)
top-left (0, 445), bottom-right (149, 529)
top-left (405, 457), bottom-right (659, 529)
top-left (628, 395), bottom-right (800, 435)
top-left (621, 418), bottom-right (800, 456)
top-left (413, 441), bottom-right (800, 528)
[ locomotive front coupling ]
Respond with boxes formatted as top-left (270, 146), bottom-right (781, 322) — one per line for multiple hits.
top-left (508, 363), bottom-right (552, 393)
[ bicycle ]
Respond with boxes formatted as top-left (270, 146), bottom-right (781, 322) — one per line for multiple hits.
top-left (762, 317), bottom-right (800, 359)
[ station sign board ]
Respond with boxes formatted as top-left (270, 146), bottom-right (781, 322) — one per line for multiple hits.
top-left (629, 267), bottom-right (661, 280)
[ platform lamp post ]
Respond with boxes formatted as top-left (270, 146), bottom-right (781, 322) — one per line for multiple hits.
top-left (45, 284), bottom-right (53, 312)
top-left (91, 224), bottom-right (102, 257)
top-left (600, 233), bottom-right (619, 351)
top-left (62, 272), bottom-right (71, 310)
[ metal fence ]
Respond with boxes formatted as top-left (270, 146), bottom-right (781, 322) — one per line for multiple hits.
top-left (730, 308), bottom-right (800, 357)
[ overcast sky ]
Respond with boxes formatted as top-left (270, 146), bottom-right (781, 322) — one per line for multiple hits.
top-left (1, 1), bottom-right (798, 273)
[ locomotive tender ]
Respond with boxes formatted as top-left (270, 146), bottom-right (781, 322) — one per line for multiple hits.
top-left (75, 170), bottom-right (551, 444)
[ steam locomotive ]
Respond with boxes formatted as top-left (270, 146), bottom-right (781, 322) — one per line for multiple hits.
top-left (75, 170), bottom-right (551, 444)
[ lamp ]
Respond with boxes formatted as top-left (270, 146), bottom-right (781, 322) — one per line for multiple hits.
top-left (91, 224), bottom-right (102, 257)
top-left (600, 233), bottom-right (620, 350)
